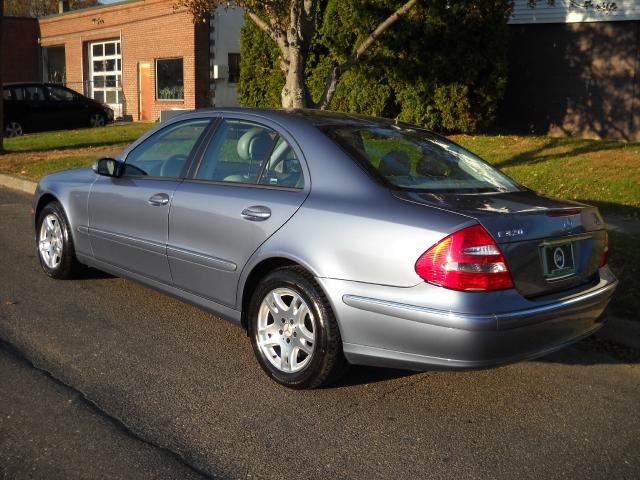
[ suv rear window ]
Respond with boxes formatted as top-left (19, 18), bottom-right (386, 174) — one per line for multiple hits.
top-left (321, 124), bottom-right (520, 193)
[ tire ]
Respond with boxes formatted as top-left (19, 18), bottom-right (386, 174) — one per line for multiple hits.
top-left (4, 120), bottom-right (24, 137)
top-left (88, 112), bottom-right (106, 128)
top-left (248, 266), bottom-right (346, 389)
top-left (36, 201), bottom-right (83, 279)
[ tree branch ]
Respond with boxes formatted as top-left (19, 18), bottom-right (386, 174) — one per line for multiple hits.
top-left (246, 10), bottom-right (287, 52)
top-left (316, 0), bottom-right (417, 109)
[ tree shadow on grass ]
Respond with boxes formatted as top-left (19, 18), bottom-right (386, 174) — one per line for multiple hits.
top-left (494, 136), bottom-right (632, 170)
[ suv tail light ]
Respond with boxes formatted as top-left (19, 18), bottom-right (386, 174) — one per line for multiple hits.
top-left (600, 230), bottom-right (609, 267)
top-left (415, 224), bottom-right (514, 291)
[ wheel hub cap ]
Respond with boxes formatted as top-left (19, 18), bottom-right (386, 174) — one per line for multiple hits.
top-left (257, 287), bottom-right (316, 373)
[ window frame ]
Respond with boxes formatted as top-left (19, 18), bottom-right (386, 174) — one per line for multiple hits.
top-left (121, 118), bottom-right (214, 180)
top-left (155, 57), bottom-right (185, 102)
top-left (186, 115), bottom-right (308, 192)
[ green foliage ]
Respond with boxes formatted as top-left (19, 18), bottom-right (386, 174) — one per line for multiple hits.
top-left (239, 0), bottom-right (512, 133)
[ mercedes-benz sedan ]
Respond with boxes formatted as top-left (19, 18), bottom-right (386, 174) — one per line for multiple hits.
top-left (33, 109), bottom-right (617, 388)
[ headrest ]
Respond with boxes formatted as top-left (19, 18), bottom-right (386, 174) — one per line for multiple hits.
top-left (416, 157), bottom-right (450, 177)
top-left (237, 127), bottom-right (273, 162)
top-left (379, 150), bottom-right (410, 176)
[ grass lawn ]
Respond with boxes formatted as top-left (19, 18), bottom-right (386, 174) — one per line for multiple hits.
top-left (0, 125), bottom-right (637, 318)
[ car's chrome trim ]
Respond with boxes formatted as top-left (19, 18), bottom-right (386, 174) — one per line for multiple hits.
top-left (342, 279), bottom-right (617, 332)
top-left (88, 227), bottom-right (165, 255)
top-left (167, 245), bottom-right (237, 272)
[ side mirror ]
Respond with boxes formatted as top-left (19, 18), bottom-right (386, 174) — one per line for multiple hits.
top-left (93, 158), bottom-right (122, 177)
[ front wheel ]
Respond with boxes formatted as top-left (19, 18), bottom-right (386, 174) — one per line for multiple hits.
top-left (248, 267), bottom-right (346, 389)
top-left (88, 112), bottom-right (106, 128)
top-left (36, 202), bottom-right (83, 279)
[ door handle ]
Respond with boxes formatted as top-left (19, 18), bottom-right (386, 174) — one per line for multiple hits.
top-left (241, 205), bottom-right (271, 221)
top-left (148, 193), bottom-right (170, 206)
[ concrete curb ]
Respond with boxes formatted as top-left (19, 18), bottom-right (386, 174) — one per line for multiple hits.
top-left (0, 174), bottom-right (37, 195)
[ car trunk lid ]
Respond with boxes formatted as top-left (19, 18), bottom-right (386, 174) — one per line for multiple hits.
top-left (394, 189), bottom-right (607, 297)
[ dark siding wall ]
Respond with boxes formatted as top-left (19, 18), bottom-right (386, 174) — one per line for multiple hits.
top-left (499, 21), bottom-right (640, 141)
top-left (2, 17), bottom-right (41, 83)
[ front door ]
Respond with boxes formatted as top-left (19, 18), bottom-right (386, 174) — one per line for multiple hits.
top-left (88, 118), bottom-right (211, 282)
top-left (89, 39), bottom-right (122, 118)
top-left (139, 62), bottom-right (152, 121)
top-left (168, 118), bottom-right (309, 308)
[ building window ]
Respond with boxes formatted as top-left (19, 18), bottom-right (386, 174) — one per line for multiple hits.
top-left (42, 46), bottom-right (66, 84)
top-left (228, 53), bottom-right (240, 84)
top-left (156, 58), bottom-right (184, 100)
top-left (89, 39), bottom-right (122, 106)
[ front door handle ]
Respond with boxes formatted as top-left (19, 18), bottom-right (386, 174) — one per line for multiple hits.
top-left (241, 205), bottom-right (271, 221)
top-left (148, 193), bottom-right (170, 206)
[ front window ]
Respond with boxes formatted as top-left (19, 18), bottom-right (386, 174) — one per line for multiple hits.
top-left (46, 85), bottom-right (75, 102)
top-left (124, 119), bottom-right (210, 177)
top-left (156, 58), bottom-right (184, 100)
top-left (321, 124), bottom-right (520, 193)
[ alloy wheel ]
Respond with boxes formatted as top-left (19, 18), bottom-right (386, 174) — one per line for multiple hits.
top-left (5, 121), bottom-right (23, 137)
top-left (89, 113), bottom-right (105, 128)
top-left (256, 287), bottom-right (316, 373)
top-left (38, 213), bottom-right (64, 269)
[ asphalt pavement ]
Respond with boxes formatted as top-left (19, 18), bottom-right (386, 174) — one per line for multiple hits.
top-left (1, 186), bottom-right (639, 479)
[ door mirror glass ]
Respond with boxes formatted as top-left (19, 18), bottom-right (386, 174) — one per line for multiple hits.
top-left (93, 157), bottom-right (122, 177)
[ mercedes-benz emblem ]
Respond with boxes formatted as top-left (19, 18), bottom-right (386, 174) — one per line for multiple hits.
top-left (553, 247), bottom-right (565, 269)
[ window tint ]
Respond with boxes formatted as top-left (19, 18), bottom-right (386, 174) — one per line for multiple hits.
top-left (25, 86), bottom-right (45, 101)
top-left (156, 58), bottom-right (184, 100)
top-left (322, 124), bottom-right (519, 193)
top-left (196, 119), bottom-right (303, 188)
top-left (47, 85), bottom-right (75, 102)
top-left (12, 88), bottom-right (25, 101)
top-left (124, 119), bottom-right (210, 178)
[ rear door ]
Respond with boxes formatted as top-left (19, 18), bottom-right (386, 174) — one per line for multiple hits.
top-left (44, 84), bottom-right (82, 128)
top-left (88, 118), bottom-right (211, 282)
top-left (168, 116), bottom-right (309, 307)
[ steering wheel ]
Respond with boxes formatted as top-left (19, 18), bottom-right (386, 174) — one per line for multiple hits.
top-left (160, 154), bottom-right (188, 177)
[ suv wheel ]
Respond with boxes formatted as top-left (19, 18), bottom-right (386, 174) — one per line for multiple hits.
top-left (89, 112), bottom-right (106, 128)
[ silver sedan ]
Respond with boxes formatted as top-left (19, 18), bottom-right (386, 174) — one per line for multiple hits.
top-left (33, 109), bottom-right (617, 388)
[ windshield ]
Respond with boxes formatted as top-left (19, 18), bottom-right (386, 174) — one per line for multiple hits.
top-left (321, 124), bottom-right (520, 193)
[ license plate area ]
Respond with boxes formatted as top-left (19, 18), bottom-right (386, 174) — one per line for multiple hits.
top-left (541, 241), bottom-right (576, 280)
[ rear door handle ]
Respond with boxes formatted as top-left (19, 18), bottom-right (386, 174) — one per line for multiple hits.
top-left (241, 205), bottom-right (271, 221)
top-left (148, 193), bottom-right (170, 206)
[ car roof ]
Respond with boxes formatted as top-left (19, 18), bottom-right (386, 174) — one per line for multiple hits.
top-left (189, 107), bottom-right (400, 129)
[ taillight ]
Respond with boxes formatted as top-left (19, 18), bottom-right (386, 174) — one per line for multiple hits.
top-left (600, 231), bottom-right (609, 267)
top-left (415, 224), bottom-right (514, 291)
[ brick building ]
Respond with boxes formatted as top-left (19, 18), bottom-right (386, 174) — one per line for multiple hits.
top-left (30, 0), bottom-right (243, 121)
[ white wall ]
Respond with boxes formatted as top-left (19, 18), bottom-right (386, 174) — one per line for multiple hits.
top-left (509, 0), bottom-right (640, 24)
top-left (210, 6), bottom-right (244, 107)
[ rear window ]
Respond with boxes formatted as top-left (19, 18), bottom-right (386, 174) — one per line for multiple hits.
top-left (321, 124), bottom-right (520, 193)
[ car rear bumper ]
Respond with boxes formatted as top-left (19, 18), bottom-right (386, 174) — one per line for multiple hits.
top-left (318, 267), bottom-right (617, 370)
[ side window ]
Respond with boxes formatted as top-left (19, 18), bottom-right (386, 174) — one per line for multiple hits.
top-left (2, 88), bottom-right (10, 101)
top-left (124, 119), bottom-right (210, 178)
top-left (196, 119), bottom-right (304, 188)
top-left (47, 85), bottom-right (75, 102)
top-left (12, 88), bottom-right (25, 101)
top-left (25, 86), bottom-right (45, 101)
top-left (258, 137), bottom-right (304, 188)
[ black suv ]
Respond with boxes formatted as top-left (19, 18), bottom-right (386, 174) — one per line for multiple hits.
top-left (3, 83), bottom-right (114, 137)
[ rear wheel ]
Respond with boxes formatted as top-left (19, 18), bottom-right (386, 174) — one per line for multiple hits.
top-left (248, 267), bottom-right (346, 389)
top-left (36, 202), bottom-right (83, 279)
top-left (89, 112), bottom-right (106, 128)
top-left (5, 120), bottom-right (23, 137)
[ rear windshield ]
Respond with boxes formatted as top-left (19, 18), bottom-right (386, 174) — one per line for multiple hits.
top-left (321, 124), bottom-right (520, 193)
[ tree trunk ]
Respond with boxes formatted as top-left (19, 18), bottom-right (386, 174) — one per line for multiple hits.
top-left (280, 39), bottom-right (310, 108)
